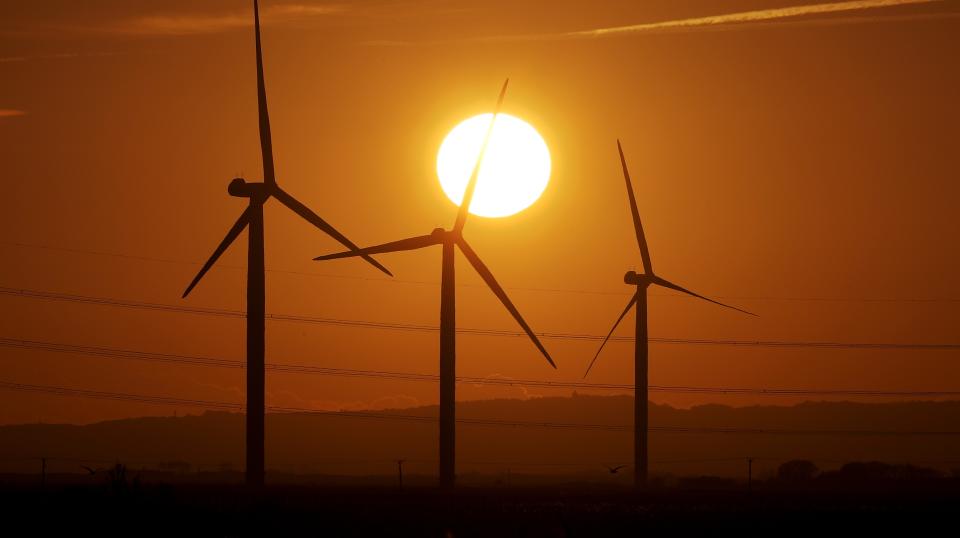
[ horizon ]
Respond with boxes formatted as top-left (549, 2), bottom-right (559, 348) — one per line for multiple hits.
top-left (5, 396), bottom-right (960, 481)
top-left (8, 387), bottom-right (960, 427)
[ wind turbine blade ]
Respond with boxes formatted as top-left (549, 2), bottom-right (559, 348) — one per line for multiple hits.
top-left (617, 140), bottom-right (652, 274)
top-left (314, 234), bottom-right (440, 261)
top-left (452, 79), bottom-right (509, 233)
top-left (651, 276), bottom-right (757, 316)
top-left (272, 186), bottom-right (392, 276)
top-left (182, 207), bottom-right (252, 298)
top-left (583, 291), bottom-right (639, 378)
top-left (456, 237), bottom-right (556, 368)
top-left (254, 0), bottom-right (276, 186)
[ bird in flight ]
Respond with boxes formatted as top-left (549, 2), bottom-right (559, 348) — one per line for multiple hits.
top-left (605, 464), bottom-right (628, 474)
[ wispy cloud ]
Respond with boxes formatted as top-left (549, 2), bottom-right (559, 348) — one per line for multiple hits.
top-left (563, 0), bottom-right (945, 38)
top-left (297, 393), bottom-right (422, 412)
top-left (459, 373), bottom-right (543, 401)
top-left (0, 52), bottom-right (120, 65)
top-left (1, 52), bottom-right (79, 63)
top-left (189, 378), bottom-right (243, 401)
top-left (0, 109), bottom-right (27, 118)
top-left (114, 4), bottom-right (344, 36)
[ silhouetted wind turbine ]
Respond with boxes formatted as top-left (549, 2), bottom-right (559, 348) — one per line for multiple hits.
top-left (583, 140), bottom-right (755, 489)
top-left (315, 80), bottom-right (556, 489)
top-left (181, 0), bottom-right (390, 488)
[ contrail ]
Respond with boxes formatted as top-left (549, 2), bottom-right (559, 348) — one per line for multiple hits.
top-left (566, 0), bottom-right (946, 38)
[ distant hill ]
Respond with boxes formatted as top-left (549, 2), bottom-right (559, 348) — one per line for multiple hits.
top-left (2, 395), bottom-right (958, 481)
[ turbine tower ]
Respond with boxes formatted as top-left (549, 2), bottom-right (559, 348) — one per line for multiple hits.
top-left (181, 0), bottom-right (390, 487)
top-left (315, 80), bottom-right (556, 489)
top-left (583, 140), bottom-right (754, 488)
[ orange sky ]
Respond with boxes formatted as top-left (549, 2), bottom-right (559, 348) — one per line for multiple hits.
top-left (1, 0), bottom-right (958, 425)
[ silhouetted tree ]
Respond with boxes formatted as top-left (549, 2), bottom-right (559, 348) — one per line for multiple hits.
top-left (820, 461), bottom-right (943, 485)
top-left (777, 460), bottom-right (819, 482)
top-left (108, 463), bottom-right (128, 494)
top-left (158, 460), bottom-right (191, 475)
top-left (677, 476), bottom-right (737, 490)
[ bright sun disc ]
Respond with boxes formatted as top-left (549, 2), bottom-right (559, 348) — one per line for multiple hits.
top-left (437, 113), bottom-right (550, 218)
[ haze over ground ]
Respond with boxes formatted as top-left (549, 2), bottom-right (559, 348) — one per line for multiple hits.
top-left (4, 397), bottom-right (959, 479)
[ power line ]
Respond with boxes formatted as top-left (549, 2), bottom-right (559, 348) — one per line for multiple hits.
top-left (3, 379), bottom-right (960, 436)
top-left (3, 286), bottom-right (959, 351)
top-left (3, 239), bottom-right (958, 303)
top-left (3, 336), bottom-right (959, 398)
top-left (0, 240), bottom-right (446, 289)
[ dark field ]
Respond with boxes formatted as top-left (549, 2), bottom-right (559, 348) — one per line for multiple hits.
top-left (4, 478), bottom-right (959, 536)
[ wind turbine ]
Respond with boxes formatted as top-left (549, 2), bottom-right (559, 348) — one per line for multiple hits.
top-left (181, 0), bottom-right (391, 488)
top-left (315, 80), bottom-right (556, 489)
top-left (583, 140), bottom-right (754, 488)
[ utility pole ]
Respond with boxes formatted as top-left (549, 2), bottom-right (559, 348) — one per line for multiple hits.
top-left (397, 459), bottom-right (405, 490)
top-left (747, 457), bottom-right (753, 493)
top-left (41, 457), bottom-right (47, 490)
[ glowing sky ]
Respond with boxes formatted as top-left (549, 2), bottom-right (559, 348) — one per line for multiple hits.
top-left (1, 0), bottom-right (958, 425)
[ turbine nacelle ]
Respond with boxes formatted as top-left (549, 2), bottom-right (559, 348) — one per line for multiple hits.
top-left (431, 227), bottom-right (468, 244)
top-left (623, 270), bottom-right (652, 286)
top-left (227, 177), bottom-right (270, 199)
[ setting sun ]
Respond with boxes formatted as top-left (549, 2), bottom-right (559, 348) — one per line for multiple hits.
top-left (436, 113), bottom-right (551, 218)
